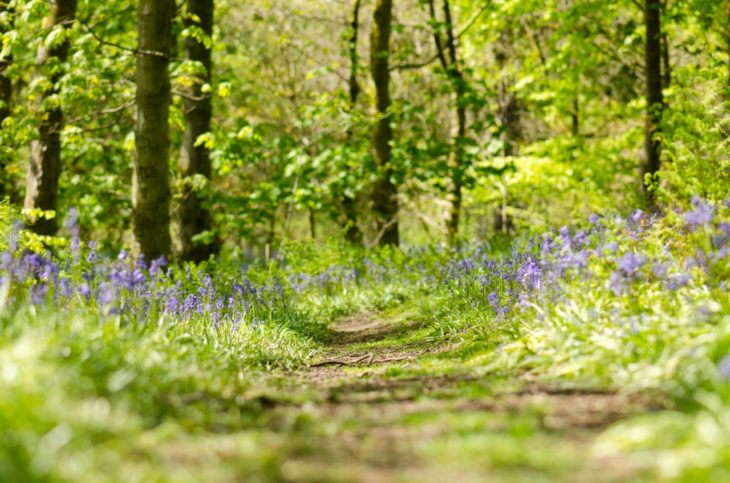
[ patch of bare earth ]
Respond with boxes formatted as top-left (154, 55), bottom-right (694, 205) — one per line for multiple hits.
top-left (271, 313), bottom-right (652, 482)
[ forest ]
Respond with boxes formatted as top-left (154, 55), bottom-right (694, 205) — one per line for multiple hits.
top-left (1, 0), bottom-right (730, 481)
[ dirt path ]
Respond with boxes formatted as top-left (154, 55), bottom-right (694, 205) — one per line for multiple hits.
top-left (252, 311), bottom-right (650, 482)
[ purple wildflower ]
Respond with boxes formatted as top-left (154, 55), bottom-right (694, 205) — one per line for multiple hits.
top-left (616, 253), bottom-right (647, 279)
top-left (608, 271), bottom-right (627, 296)
top-left (487, 291), bottom-right (499, 310)
top-left (8, 220), bottom-right (21, 252)
top-left (651, 262), bottom-right (669, 278)
top-left (684, 196), bottom-right (714, 231)
top-left (87, 241), bottom-right (97, 263)
top-left (597, 242), bottom-right (618, 258)
top-left (65, 207), bottom-right (80, 258)
top-left (31, 283), bottom-right (48, 305)
top-left (631, 209), bottom-right (644, 224)
top-left (517, 258), bottom-right (542, 291)
top-left (666, 273), bottom-right (691, 290)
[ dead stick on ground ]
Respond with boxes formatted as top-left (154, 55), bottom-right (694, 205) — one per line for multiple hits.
top-left (309, 353), bottom-right (373, 367)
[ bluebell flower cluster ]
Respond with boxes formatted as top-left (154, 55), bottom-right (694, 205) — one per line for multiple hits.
top-left (1, 198), bottom-right (728, 341)
top-left (0, 232), bottom-right (286, 331)
top-left (438, 198), bottom-right (730, 319)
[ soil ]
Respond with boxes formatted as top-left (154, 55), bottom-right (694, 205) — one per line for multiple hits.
top-left (257, 312), bottom-right (652, 482)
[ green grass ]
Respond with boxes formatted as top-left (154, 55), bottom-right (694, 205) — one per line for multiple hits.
top-left (2, 204), bottom-right (730, 481)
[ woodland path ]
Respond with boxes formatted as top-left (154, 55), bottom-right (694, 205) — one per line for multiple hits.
top-left (239, 310), bottom-right (651, 483)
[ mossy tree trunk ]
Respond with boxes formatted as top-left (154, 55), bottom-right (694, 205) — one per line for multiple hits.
top-left (0, 1), bottom-right (13, 199)
top-left (370, 0), bottom-right (399, 246)
top-left (179, 0), bottom-right (217, 262)
top-left (133, 0), bottom-right (174, 260)
top-left (641, 0), bottom-right (664, 205)
top-left (23, 0), bottom-right (77, 235)
top-left (0, 1), bottom-right (11, 124)
top-left (727, 1), bottom-right (730, 88)
top-left (340, 0), bottom-right (364, 244)
top-left (428, 0), bottom-right (467, 242)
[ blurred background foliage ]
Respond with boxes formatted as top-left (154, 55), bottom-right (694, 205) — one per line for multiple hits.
top-left (0, 0), bottom-right (728, 253)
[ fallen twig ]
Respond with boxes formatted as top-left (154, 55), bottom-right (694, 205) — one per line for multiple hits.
top-left (309, 353), bottom-right (373, 367)
top-left (308, 352), bottom-right (417, 367)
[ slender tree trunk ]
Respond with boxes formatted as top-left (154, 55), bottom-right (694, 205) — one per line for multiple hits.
top-left (571, 97), bottom-right (580, 136)
top-left (133, 0), bottom-right (174, 259)
top-left (23, 0), bottom-right (77, 235)
top-left (0, 1), bottom-right (11, 124)
top-left (727, 1), bottom-right (730, 88)
top-left (427, 0), bottom-right (467, 240)
top-left (370, 0), bottom-right (399, 246)
top-left (348, 0), bottom-right (362, 111)
top-left (661, 31), bottom-right (671, 89)
top-left (340, 0), bottom-right (364, 244)
top-left (495, 29), bottom-right (520, 156)
top-left (179, 0), bottom-right (216, 262)
top-left (442, 0), bottom-right (467, 241)
top-left (642, 0), bottom-right (664, 204)
top-left (309, 207), bottom-right (316, 240)
top-left (0, 1), bottom-right (13, 199)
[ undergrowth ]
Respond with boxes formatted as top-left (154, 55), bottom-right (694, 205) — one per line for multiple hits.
top-left (1, 199), bottom-right (730, 481)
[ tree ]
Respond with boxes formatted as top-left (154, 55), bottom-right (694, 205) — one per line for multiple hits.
top-left (370, 0), bottom-right (399, 246)
top-left (179, 0), bottom-right (217, 262)
top-left (24, 0), bottom-right (77, 235)
top-left (427, 0), bottom-right (467, 241)
top-left (642, 0), bottom-right (664, 204)
top-left (727, 0), bottom-right (730, 88)
top-left (0, 0), bottom-right (13, 199)
top-left (339, 0), bottom-right (364, 244)
top-left (0, 0), bottom-right (11, 125)
top-left (133, 0), bottom-right (174, 259)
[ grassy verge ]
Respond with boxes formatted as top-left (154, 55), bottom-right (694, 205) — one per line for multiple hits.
top-left (1, 200), bottom-right (730, 481)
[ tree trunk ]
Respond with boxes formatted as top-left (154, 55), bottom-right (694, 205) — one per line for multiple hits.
top-left (0, 1), bottom-right (13, 199)
top-left (495, 29), bottom-right (520, 156)
top-left (370, 0), bottom-right (399, 246)
top-left (0, 1), bottom-right (11, 124)
top-left (133, 0), bottom-right (174, 260)
top-left (727, 1), bottom-right (730, 88)
top-left (23, 0), bottom-right (77, 235)
top-left (309, 207), bottom-right (316, 240)
top-left (661, 31), bottom-right (671, 89)
top-left (179, 0), bottom-right (216, 262)
top-left (429, 0), bottom-right (467, 242)
top-left (340, 0), bottom-right (364, 244)
top-left (642, 0), bottom-right (664, 204)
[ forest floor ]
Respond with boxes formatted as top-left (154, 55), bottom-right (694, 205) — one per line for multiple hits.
top-left (211, 309), bottom-right (656, 482)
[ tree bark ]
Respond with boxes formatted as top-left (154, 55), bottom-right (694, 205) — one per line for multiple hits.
top-left (428, 0), bottom-right (467, 241)
top-left (309, 207), bottom-right (316, 240)
top-left (349, 0), bottom-right (362, 108)
top-left (0, 1), bottom-right (13, 199)
top-left (179, 0), bottom-right (216, 262)
top-left (642, 0), bottom-right (664, 205)
top-left (661, 31), bottom-right (671, 89)
top-left (340, 0), bottom-right (364, 244)
top-left (0, 1), bottom-right (11, 124)
top-left (370, 0), bottom-right (399, 246)
top-left (727, 1), bottom-right (730, 88)
top-left (495, 29), bottom-right (520, 156)
top-left (133, 0), bottom-right (174, 260)
top-left (23, 0), bottom-right (77, 235)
